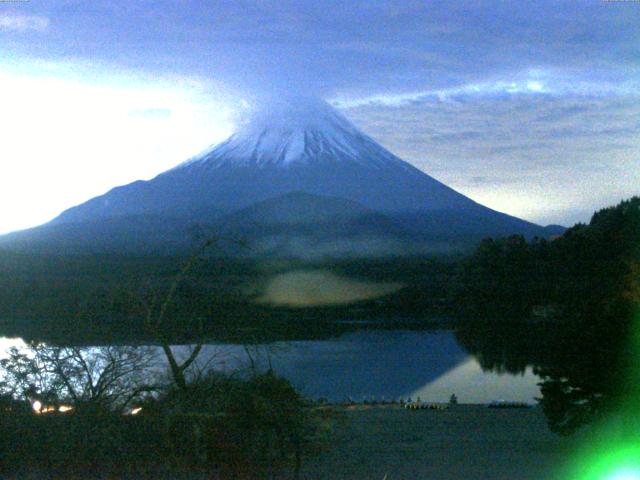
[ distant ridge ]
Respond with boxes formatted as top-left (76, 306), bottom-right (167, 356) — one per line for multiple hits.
top-left (0, 96), bottom-right (562, 257)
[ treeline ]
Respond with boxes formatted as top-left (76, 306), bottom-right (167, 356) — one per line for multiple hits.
top-left (456, 196), bottom-right (640, 321)
top-left (0, 253), bottom-right (256, 322)
top-left (0, 252), bottom-right (457, 344)
top-left (0, 246), bottom-right (337, 478)
top-left (455, 196), bottom-right (640, 435)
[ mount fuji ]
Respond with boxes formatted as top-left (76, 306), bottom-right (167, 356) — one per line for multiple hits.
top-left (1, 97), bottom-right (561, 257)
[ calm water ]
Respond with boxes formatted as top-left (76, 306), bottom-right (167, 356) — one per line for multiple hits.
top-left (0, 330), bottom-right (540, 404)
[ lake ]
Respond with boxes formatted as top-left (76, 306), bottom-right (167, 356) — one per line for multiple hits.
top-left (0, 329), bottom-right (540, 404)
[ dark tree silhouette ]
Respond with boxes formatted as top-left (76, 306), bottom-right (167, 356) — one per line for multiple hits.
top-left (457, 196), bottom-right (640, 434)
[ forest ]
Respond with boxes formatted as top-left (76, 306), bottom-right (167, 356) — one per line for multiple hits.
top-left (455, 196), bottom-right (640, 434)
top-left (0, 195), bottom-right (637, 478)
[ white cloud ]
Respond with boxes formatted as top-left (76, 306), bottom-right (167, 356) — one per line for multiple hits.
top-left (0, 63), bottom-right (235, 234)
top-left (339, 84), bottom-right (640, 226)
top-left (0, 14), bottom-right (49, 32)
top-left (333, 69), bottom-right (640, 108)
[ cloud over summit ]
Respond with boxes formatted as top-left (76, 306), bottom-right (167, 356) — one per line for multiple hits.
top-left (0, 0), bottom-right (638, 229)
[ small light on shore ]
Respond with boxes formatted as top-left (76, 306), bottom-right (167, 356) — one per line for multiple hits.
top-left (32, 401), bottom-right (73, 414)
top-left (130, 407), bottom-right (142, 415)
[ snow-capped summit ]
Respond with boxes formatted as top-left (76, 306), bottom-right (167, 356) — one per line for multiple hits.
top-left (1, 95), bottom-right (558, 256)
top-left (180, 96), bottom-right (409, 170)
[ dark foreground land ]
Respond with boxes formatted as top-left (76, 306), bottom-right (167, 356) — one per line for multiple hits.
top-left (302, 404), bottom-right (576, 480)
top-left (1, 403), bottom-right (582, 480)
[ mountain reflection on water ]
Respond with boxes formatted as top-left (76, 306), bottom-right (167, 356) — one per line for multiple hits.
top-left (0, 330), bottom-right (541, 403)
top-left (176, 330), bottom-right (541, 403)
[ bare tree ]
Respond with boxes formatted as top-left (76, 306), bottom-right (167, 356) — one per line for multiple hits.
top-left (142, 236), bottom-right (240, 391)
top-left (0, 342), bottom-right (158, 412)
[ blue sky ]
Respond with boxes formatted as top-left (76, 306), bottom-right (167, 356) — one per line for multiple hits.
top-left (0, 0), bottom-right (638, 232)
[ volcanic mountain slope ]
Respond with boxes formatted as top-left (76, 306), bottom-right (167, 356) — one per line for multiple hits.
top-left (213, 191), bottom-right (416, 258)
top-left (0, 97), bottom-right (560, 256)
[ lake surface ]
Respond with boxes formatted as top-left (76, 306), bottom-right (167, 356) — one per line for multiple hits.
top-left (182, 330), bottom-right (541, 403)
top-left (0, 330), bottom-right (540, 404)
